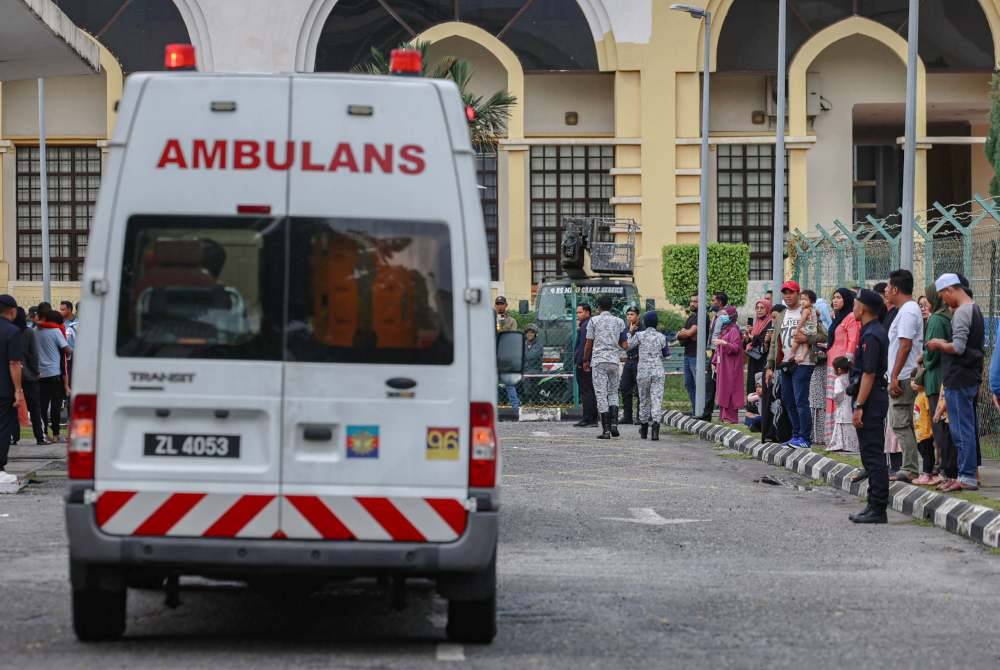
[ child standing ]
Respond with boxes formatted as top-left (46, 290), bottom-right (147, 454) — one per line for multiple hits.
top-left (827, 356), bottom-right (859, 453)
top-left (912, 374), bottom-right (935, 485)
top-left (791, 290), bottom-right (818, 364)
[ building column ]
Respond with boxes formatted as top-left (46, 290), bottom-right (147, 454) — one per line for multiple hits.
top-left (500, 144), bottom-right (531, 303)
top-left (788, 146), bottom-right (809, 235)
top-left (0, 140), bottom-right (10, 294)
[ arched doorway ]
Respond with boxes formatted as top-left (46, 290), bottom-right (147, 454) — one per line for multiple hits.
top-left (714, 0), bottom-right (995, 73)
top-left (54, 0), bottom-right (194, 73)
top-left (310, 0), bottom-right (598, 73)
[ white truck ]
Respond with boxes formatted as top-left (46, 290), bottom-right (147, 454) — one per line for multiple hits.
top-left (64, 53), bottom-right (523, 644)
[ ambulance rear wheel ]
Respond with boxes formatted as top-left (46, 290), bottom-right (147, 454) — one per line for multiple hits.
top-left (446, 593), bottom-right (497, 644)
top-left (72, 583), bottom-right (126, 641)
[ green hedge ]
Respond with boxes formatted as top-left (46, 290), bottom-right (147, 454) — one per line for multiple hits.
top-left (662, 243), bottom-right (750, 308)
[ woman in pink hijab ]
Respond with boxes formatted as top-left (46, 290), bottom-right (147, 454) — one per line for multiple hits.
top-left (713, 305), bottom-right (745, 424)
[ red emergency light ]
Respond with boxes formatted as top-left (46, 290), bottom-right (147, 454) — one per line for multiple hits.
top-left (165, 43), bottom-right (196, 71)
top-left (389, 48), bottom-right (422, 75)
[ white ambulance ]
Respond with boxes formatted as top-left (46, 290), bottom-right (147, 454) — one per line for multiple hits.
top-left (65, 48), bottom-right (523, 644)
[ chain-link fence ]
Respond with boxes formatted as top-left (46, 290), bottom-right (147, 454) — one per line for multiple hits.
top-left (499, 364), bottom-right (690, 412)
top-left (791, 194), bottom-right (1000, 459)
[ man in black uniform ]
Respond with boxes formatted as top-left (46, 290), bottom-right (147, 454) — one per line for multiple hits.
top-left (0, 294), bottom-right (24, 485)
top-left (849, 289), bottom-right (891, 524)
top-left (619, 306), bottom-right (641, 424)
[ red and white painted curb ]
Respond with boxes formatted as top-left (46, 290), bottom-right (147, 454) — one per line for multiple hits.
top-left (95, 490), bottom-right (468, 542)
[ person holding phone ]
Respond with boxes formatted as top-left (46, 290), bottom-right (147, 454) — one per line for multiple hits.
top-left (744, 299), bottom-right (772, 397)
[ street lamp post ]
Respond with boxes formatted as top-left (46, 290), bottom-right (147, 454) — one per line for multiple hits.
top-left (772, 0), bottom-right (787, 297)
top-left (671, 3), bottom-right (711, 418)
top-left (900, 0), bottom-right (919, 270)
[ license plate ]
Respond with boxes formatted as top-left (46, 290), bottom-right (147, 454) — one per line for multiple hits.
top-left (143, 434), bottom-right (241, 458)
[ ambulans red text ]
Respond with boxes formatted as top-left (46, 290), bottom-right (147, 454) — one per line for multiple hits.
top-left (156, 139), bottom-right (426, 175)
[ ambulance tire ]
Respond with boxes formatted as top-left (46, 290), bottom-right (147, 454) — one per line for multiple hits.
top-left (445, 552), bottom-right (497, 644)
top-left (72, 583), bottom-right (126, 642)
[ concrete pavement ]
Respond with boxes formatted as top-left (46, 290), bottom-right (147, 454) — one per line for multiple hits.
top-left (3, 422), bottom-right (1000, 668)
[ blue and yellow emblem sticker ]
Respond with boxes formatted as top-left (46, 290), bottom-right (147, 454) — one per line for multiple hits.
top-left (426, 427), bottom-right (460, 461)
top-left (346, 425), bottom-right (379, 459)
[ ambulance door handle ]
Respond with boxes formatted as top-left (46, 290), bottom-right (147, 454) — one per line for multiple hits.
top-left (214, 410), bottom-right (230, 419)
top-left (386, 377), bottom-right (417, 390)
top-left (303, 426), bottom-right (333, 442)
top-left (155, 409), bottom-right (170, 418)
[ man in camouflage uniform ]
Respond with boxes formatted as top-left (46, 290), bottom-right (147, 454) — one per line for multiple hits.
top-left (584, 295), bottom-right (626, 439)
top-left (627, 311), bottom-right (669, 440)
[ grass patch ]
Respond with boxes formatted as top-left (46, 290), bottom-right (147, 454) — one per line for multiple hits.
top-left (909, 519), bottom-right (934, 528)
top-left (719, 452), bottom-right (753, 460)
top-left (809, 479), bottom-right (828, 487)
top-left (990, 548), bottom-right (1000, 556)
top-left (946, 490), bottom-right (1000, 513)
top-left (811, 447), bottom-right (863, 469)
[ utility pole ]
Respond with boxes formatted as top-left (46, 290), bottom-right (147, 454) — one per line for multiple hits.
top-left (900, 0), bottom-right (919, 270)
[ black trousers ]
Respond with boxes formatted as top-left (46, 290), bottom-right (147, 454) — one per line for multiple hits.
top-left (39, 376), bottom-right (65, 437)
top-left (928, 394), bottom-right (956, 478)
top-left (857, 410), bottom-right (889, 509)
top-left (0, 402), bottom-right (17, 470)
top-left (576, 365), bottom-right (597, 422)
top-left (701, 361), bottom-right (716, 419)
top-left (22, 380), bottom-right (45, 443)
top-left (620, 359), bottom-right (639, 421)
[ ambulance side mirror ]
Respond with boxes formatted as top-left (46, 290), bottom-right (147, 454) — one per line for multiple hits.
top-left (497, 331), bottom-right (525, 385)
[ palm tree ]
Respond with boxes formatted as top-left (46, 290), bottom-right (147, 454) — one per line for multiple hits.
top-left (353, 41), bottom-right (516, 150)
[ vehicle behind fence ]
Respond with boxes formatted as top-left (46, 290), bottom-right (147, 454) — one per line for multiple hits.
top-left (791, 194), bottom-right (1000, 459)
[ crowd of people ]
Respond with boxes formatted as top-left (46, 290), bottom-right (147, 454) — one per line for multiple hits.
top-left (0, 297), bottom-right (78, 485)
top-left (678, 271), bottom-right (989, 524)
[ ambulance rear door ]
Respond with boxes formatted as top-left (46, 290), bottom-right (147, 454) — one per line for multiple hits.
top-left (93, 74), bottom-right (290, 539)
top-left (280, 75), bottom-right (471, 542)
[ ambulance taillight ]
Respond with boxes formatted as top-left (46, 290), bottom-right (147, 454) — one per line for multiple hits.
top-left (68, 394), bottom-right (97, 479)
top-left (165, 43), bottom-right (196, 71)
top-left (469, 402), bottom-right (497, 488)
top-left (389, 48), bottom-right (422, 75)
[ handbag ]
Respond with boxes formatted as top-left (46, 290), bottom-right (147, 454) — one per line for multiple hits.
top-left (746, 346), bottom-right (765, 362)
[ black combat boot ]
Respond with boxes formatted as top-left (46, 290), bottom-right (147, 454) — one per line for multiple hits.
top-left (609, 406), bottom-right (620, 437)
top-left (597, 413), bottom-right (611, 439)
top-left (849, 504), bottom-right (887, 524)
top-left (651, 422), bottom-right (660, 441)
top-left (639, 423), bottom-right (649, 439)
top-left (621, 397), bottom-right (634, 425)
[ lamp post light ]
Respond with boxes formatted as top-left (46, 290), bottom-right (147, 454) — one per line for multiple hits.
top-left (671, 3), bottom-right (711, 418)
top-left (900, 0), bottom-right (919, 270)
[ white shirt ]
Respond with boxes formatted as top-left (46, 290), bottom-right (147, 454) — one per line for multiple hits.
top-left (887, 299), bottom-right (923, 381)
top-left (779, 306), bottom-right (802, 356)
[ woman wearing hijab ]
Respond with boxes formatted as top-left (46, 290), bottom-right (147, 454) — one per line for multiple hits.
top-left (923, 283), bottom-right (954, 488)
top-left (744, 299), bottom-right (772, 396)
top-left (824, 288), bottom-right (860, 446)
top-left (712, 305), bottom-right (745, 424)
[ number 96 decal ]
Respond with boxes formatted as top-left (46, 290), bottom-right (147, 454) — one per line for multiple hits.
top-left (426, 427), bottom-right (460, 461)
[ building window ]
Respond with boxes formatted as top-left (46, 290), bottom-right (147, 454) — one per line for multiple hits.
top-left (529, 145), bottom-right (614, 284)
top-left (475, 151), bottom-right (499, 281)
top-left (716, 144), bottom-right (787, 281)
top-left (15, 146), bottom-right (101, 282)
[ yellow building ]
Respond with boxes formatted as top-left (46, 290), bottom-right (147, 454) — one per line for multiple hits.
top-left (0, 0), bottom-right (998, 308)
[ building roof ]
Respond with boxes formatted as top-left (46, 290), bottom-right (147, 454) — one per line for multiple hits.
top-left (0, 0), bottom-right (100, 81)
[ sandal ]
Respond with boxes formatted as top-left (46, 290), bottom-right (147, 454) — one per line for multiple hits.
top-left (925, 474), bottom-right (943, 487)
top-left (912, 474), bottom-right (934, 486)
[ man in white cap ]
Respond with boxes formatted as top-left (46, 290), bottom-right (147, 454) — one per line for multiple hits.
top-left (927, 273), bottom-right (984, 492)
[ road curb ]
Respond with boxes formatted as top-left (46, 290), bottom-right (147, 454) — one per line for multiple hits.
top-left (662, 410), bottom-right (1000, 548)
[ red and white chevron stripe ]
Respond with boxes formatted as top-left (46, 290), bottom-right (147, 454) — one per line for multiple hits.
top-left (95, 491), bottom-right (468, 543)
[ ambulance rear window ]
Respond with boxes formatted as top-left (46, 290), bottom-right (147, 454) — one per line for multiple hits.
top-left (285, 217), bottom-right (454, 366)
top-left (116, 215), bottom-right (284, 359)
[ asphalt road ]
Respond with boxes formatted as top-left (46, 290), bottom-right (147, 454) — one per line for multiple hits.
top-left (4, 421), bottom-right (1000, 669)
